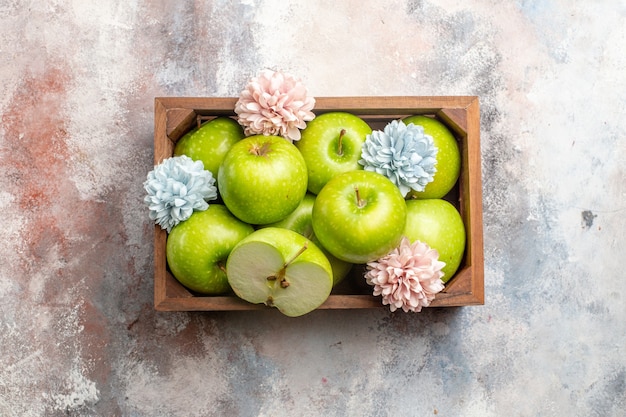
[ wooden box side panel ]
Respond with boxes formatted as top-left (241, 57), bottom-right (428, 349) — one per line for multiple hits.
top-left (463, 98), bottom-right (484, 305)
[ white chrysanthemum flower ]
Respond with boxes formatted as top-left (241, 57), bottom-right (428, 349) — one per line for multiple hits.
top-left (143, 155), bottom-right (217, 232)
top-left (365, 237), bottom-right (445, 313)
top-left (359, 119), bottom-right (437, 196)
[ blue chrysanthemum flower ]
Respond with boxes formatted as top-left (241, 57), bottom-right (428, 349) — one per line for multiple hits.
top-left (359, 120), bottom-right (438, 197)
top-left (143, 155), bottom-right (217, 232)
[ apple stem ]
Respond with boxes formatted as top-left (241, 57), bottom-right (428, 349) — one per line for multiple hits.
top-left (337, 129), bottom-right (346, 156)
top-left (250, 141), bottom-right (271, 156)
top-left (273, 242), bottom-right (309, 290)
top-left (283, 242), bottom-right (308, 268)
top-left (354, 186), bottom-right (366, 208)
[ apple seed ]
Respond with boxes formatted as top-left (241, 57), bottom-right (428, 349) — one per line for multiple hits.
top-left (270, 242), bottom-right (309, 290)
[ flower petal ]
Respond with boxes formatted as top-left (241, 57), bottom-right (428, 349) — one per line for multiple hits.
top-left (143, 155), bottom-right (217, 232)
top-left (364, 238), bottom-right (446, 313)
top-left (234, 69), bottom-right (316, 141)
top-left (358, 120), bottom-right (438, 196)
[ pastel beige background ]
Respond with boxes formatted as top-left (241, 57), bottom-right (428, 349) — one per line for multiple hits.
top-left (1, 1), bottom-right (624, 416)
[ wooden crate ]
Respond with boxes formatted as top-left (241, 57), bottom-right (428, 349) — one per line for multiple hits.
top-left (153, 96), bottom-right (484, 311)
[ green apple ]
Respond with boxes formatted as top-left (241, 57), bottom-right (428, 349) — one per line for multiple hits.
top-left (312, 170), bottom-right (407, 264)
top-left (226, 227), bottom-right (333, 317)
top-left (166, 204), bottom-right (254, 294)
top-left (266, 193), bottom-right (317, 238)
top-left (403, 115), bottom-right (460, 199)
top-left (174, 117), bottom-right (245, 179)
top-left (266, 193), bottom-right (353, 286)
top-left (295, 112), bottom-right (372, 194)
top-left (217, 135), bottom-right (308, 225)
top-left (403, 199), bottom-right (466, 282)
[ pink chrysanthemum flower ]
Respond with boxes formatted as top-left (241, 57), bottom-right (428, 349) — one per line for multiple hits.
top-left (365, 237), bottom-right (446, 312)
top-left (234, 69), bottom-right (316, 141)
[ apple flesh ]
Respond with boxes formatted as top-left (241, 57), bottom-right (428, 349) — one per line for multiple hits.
top-left (166, 204), bottom-right (254, 294)
top-left (296, 112), bottom-right (372, 194)
top-left (174, 117), bottom-right (245, 179)
top-left (226, 227), bottom-right (333, 317)
top-left (312, 170), bottom-right (407, 264)
top-left (217, 135), bottom-right (308, 225)
top-left (266, 193), bottom-right (353, 286)
top-left (403, 115), bottom-right (461, 199)
top-left (403, 199), bottom-right (466, 282)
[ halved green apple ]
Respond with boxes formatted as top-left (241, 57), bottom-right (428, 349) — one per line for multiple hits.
top-left (226, 227), bottom-right (333, 317)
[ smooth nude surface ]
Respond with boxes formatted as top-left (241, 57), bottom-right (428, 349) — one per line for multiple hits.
top-left (1, 1), bottom-right (624, 415)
